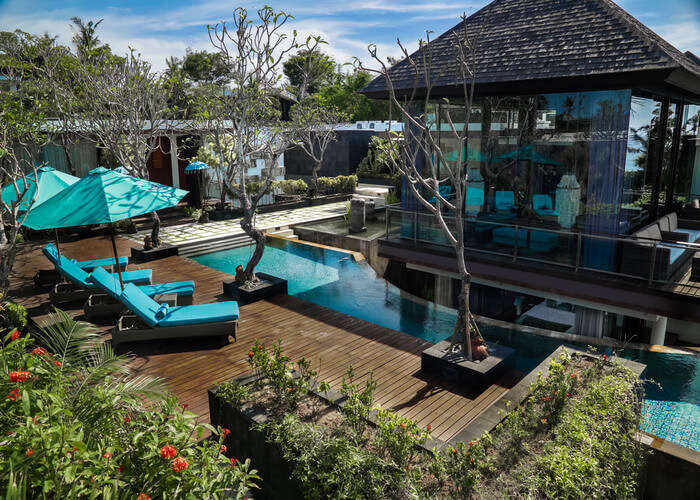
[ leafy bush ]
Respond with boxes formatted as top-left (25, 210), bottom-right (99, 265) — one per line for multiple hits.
top-left (218, 380), bottom-right (250, 408)
top-left (316, 175), bottom-right (357, 195)
top-left (0, 311), bottom-right (259, 498)
top-left (385, 188), bottom-right (400, 205)
top-left (113, 217), bottom-right (134, 232)
top-left (276, 179), bottom-right (308, 196)
top-left (356, 136), bottom-right (399, 179)
top-left (0, 301), bottom-right (27, 330)
top-left (183, 206), bottom-right (203, 222)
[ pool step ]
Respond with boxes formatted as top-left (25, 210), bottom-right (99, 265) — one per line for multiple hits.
top-left (178, 233), bottom-right (253, 258)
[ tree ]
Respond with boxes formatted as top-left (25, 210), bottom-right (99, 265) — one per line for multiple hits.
top-left (290, 100), bottom-right (346, 196)
top-left (283, 49), bottom-right (335, 96)
top-left (356, 15), bottom-right (487, 359)
top-left (206, 7), bottom-right (321, 283)
top-left (316, 70), bottom-right (390, 122)
top-left (69, 17), bottom-right (109, 63)
top-left (64, 49), bottom-right (172, 245)
top-left (0, 31), bottom-right (48, 291)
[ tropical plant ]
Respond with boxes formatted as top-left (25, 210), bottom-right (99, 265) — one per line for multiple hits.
top-left (0, 310), bottom-right (259, 498)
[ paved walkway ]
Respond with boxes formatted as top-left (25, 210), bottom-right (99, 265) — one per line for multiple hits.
top-left (125, 202), bottom-right (348, 246)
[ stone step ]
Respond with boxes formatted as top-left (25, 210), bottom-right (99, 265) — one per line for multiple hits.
top-left (178, 233), bottom-right (253, 258)
top-left (353, 194), bottom-right (386, 207)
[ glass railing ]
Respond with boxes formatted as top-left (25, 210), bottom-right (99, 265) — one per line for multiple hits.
top-left (384, 204), bottom-right (700, 290)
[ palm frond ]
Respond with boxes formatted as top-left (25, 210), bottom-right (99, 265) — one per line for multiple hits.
top-left (34, 309), bottom-right (101, 367)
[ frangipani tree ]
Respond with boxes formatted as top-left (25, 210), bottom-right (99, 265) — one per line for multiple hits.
top-left (0, 31), bottom-right (47, 290)
top-left (206, 7), bottom-right (323, 283)
top-left (356, 15), bottom-right (487, 360)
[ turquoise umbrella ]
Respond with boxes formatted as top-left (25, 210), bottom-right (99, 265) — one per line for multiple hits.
top-left (494, 145), bottom-right (561, 165)
top-left (185, 161), bottom-right (209, 173)
top-left (23, 167), bottom-right (188, 287)
top-left (114, 166), bottom-right (128, 174)
top-left (1, 166), bottom-right (79, 212)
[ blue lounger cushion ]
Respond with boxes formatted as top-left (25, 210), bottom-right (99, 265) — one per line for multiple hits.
top-left (77, 256), bottom-right (128, 271)
top-left (495, 191), bottom-right (516, 212)
top-left (43, 244), bottom-right (128, 271)
top-left (659, 243), bottom-right (686, 264)
top-left (90, 267), bottom-right (194, 300)
top-left (119, 283), bottom-right (239, 328)
top-left (675, 228), bottom-right (700, 243)
top-left (44, 245), bottom-right (152, 288)
top-left (158, 302), bottom-right (239, 327)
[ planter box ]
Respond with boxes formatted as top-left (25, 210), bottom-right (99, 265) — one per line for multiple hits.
top-left (131, 243), bottom-right (178, 263)
top-left (33, 269), bottom-right (62, 289)
top-left (309, 193), bottom-right (352, 206)
top-left (357, 177), bottom-right (396, 187)
top-left (222, 272), bottom-right (287, 305)
top-left (421, 340), bottom-right (515, 392)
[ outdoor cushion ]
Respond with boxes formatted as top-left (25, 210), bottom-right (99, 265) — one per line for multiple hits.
top-left (668, 212), bottom-right (678, 230)
top-left (532, 194), bottom-right (553, 211)
top-left (77, 256), bottom-right (128, 271)
top-left (49, 249), bottom-right (152, 290)
top-left (158, 302), bottom-right (239, 327)
top-left (659, 243), bottom-right (685, 264)
top-left (90, 267), bottom-right (194, 300)
top-left (495, 191), bottom-right (515, 212)
top-left (119, 283), bottom-right (161, 327)
top-left (529, 230), bottom-right (559, 253)
top-left (675, 228), bottom-right (700, 243)
top-left (658, 215), bottom-right (671, 233)
top-left (43, 244), bottom-right (127, 271)
top-left (635, 224), bottom-right (662, 242)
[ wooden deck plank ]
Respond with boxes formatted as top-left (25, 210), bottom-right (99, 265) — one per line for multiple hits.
top-left (9, 235), bottom-right (521, 444)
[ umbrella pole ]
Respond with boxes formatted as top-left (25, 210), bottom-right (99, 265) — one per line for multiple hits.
top-left (108, 223), bottom-right (125, 290)
top-left (54, 228), bottom-right (61, 258)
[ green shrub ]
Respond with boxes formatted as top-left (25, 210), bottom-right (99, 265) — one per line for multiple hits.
top-left (2, 302), bottom-right (27, 330)
top-left (316, 175), bottom-right (357, 195)
top-left (183, 206), bottom-right (203, 222)
top-left (0, 311), bottom-right (259, 498)
top-left (217, 380), bottom-right (250, 408)
top-left (276, 179), bottom-right (308, 196)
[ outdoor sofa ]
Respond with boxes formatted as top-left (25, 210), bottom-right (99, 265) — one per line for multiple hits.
top-left (619, 212), bottom-right (700, 281)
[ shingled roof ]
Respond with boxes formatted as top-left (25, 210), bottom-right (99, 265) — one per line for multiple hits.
top-left (361, 0), bottom-right (700, 99)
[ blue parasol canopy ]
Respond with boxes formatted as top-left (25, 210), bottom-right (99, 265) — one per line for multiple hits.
top-left (1, 166), bottom-right (79, 212)
top-left (185, 161), bottom-right (210, 174)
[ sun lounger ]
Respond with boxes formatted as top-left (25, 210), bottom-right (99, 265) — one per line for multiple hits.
top-left (111, 282), bottom-right (238, 346)
top-left (34, 244), bottom-right (129, 288)
top-left (84, 267), bottom-right (195, 320)
top-left (43, 244), bottom-right (152, 304)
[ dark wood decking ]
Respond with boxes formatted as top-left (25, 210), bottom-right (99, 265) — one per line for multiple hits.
top-left (10, 235), bottom-right (519, 443)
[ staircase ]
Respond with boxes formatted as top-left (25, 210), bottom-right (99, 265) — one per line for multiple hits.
top-left (354, 184), bottom-right (389, 207)
top-left (177, 233), bottom-right (254, 258)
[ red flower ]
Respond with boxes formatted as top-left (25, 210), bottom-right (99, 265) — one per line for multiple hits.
top-left (469, 441), bottom-right (473, 448)
top-left (181, 403), bottom-right (189, 409)
top-left (400, 422), bottom-right (406, 429)
top-left (602, 354), bottom-right (608, 360)
top-left (566, 393), bottom-right (571, 398)
top-left (103, 452), bottom-right (113, 460)
top-left (171, 456), bottom-right (188, 472)
top-left (31, 347), bottom-right (48, 356)
top-left (123, 415), bottom-right (132, 423)
top-left (137, 494), bottom-right (151, 500)
top-left (220, 445), bottom-right (227, 453)
top-left (553, 391), bottom-right (557, 395)
top-left (257, 344), bottom-right (263, 350)
top-left (541, 418), bottom-right (548, 424)
top-left (247, 351), bottom-right (254, 358)
top-left (451, 448), bottom-right (457, 454)
top-left (7, 388), bottom-right (20, 401)
top-left (570, 373), bottom-right (578, 379)
top-left (118, 466), bottom-right (123, 473)
top-left (10, 330), bottom-right (19, 341)
top-left (32, 415), bottom-right (39, 424)
top-left (9, 371), bottom-right (31, 383)
top-left (160, 444), bottom-right (177, 460)
top-left (230, 457), bottom-right (238, 467)
top-left (221, 428), bottom-right (231, 437)
top-left (25, 448), bottom-right (34, 457)
top-left (426, 424), bottom-right (431, 432)
top-left (55, 361), bottom-right (61, 367)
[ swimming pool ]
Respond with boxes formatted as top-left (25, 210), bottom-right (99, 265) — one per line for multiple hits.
top-left (194, 239), bottom-right (700, 451)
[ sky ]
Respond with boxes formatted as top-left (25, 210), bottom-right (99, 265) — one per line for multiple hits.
top-left (0, 0), bottom-right (698, 72)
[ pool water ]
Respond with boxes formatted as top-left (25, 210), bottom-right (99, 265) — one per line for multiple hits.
top-left (194, 239), bottom-right (700, 451)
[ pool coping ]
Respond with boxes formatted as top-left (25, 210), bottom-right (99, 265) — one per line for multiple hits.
top-left (266, 233), bottom-right (366, 262)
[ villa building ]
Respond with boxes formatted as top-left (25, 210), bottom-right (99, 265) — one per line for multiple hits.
top-left (361, 0), bottom-right (700, 345)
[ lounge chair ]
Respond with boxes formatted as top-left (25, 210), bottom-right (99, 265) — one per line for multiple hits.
top-left (43, 245), bottom-right (152, 304)
top-left (85, 267), bottom-right (196, 320)
top-left (34, 244), bottom-right (129, 288)
top-left (43, 244), bottom-right (129, 271)
top-left (532, 194), bottom-right (558, 217)
top-left (111, 282), bottom-right (238, 346)
top-left (495, 191), bottom-right (516, 213)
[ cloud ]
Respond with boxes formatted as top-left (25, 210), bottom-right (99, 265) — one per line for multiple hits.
top-left (651, 20), bottom-right (700, 54)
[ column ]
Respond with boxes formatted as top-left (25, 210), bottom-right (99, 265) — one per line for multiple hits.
top-left (169, 135), bottom-right (180, 188)
top-left (650, 316), bottom-right (667, 346)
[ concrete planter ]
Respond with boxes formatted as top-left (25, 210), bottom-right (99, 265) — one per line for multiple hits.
top-left (131, 243), bottom-right (178, 263)
top-left (222, 272), bottom-right (287, 305)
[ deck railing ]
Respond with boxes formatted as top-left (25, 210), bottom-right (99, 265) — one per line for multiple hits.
top-left (384, 204), bottom-right (700, 291)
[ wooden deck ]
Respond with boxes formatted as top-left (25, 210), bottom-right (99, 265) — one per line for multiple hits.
top-left (9, 234), bottom-right (520, 443)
